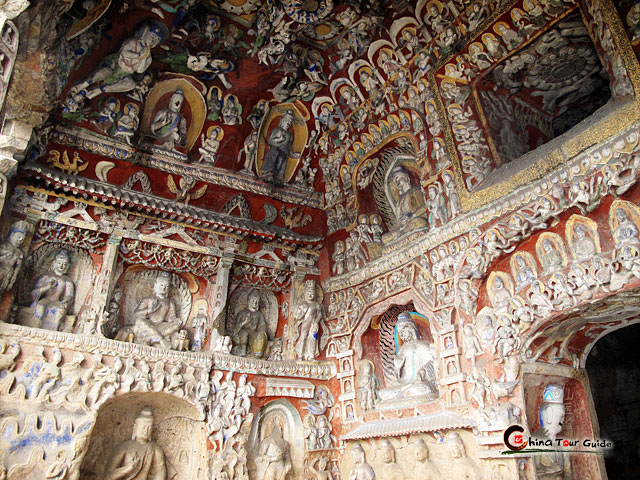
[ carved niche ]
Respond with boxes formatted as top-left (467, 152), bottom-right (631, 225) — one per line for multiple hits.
top-left (118, 269), bottom-right (192, 349)
top-left (227, 286), bottom-right (278, 358)
top-left (80, 393), bottom-right (207, 480)
top-left (15, 244), bottom-right (95, 332)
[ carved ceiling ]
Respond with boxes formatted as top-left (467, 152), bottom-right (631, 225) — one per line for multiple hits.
top-left (7, 0), bottom-right (640, 245)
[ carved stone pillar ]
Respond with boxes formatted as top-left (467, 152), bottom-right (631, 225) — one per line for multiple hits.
top-left (93, 234), bottom-right (122, 335)
top-left (286, 268), bottom-right (307, 360)
top-left (209, 255), bottom-right (233, 349)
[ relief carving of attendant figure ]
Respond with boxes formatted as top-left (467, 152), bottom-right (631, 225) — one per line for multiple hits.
top-left (0, 220), bottom-right (27, 296)
top-left (31, 249), bottom-right (75, 331)
top-left (382, 166), bottom-right (428, 244)
top-left (293, 280), bottom-right (326, 361)
top-left (532, 384), bottom-right (571, 480)
top-left (119, 272), bottom-right (181, 349)
top-left (104, 407), bottom-right (166, 480)
top-left (379, 312), bottom-right (438, 402)
top-left (357, 361), bottom-right (379, 412)
top-left (256, 419), bottom-right (292, 480)
top-left (232, 289), bottom-right (268, 358)
top-left (261, 109), bottom-right (295, 185)
top-left (150, 89), bottom-right (187, 151)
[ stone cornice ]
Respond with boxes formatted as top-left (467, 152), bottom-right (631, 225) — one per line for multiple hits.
top-left (0, 322), bottom-right (336, 379)
top-left (20, 163), bottom-right (323, 249)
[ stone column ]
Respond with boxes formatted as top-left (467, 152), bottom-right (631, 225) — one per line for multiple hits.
top-left (286, 267), bottom-right (307, 360)
top-left (92, 234), bottom-right (122, 335)
top-left (209, 255), bottom-right (233, 349)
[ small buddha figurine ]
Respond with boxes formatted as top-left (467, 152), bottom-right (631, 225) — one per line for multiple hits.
top-left (382, 166), bottom-right (428, 244)
top-left (540, 238), bottom-right (564, 273)
top-left (118, 272), bottom-right (181, 349)
top-left (378, 312), bottom-right (438, 402)
top-left (348, 442), bottom-right (374, 480)
top-left (613, 207), bottom-right (640, 247)
top-left (150, 89), bottom-right (187, 151)
top-left (31, 249), bottom-right (75, 331)
top-left (232, 289), bottom-right (268, 358)
top-left (104, 407), bottom-right (166, 480)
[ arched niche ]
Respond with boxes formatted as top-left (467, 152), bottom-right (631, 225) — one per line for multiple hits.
top-left (79, 392), bottom-right (207, 480)
top-left (247, 398), bottom-right (304, 480)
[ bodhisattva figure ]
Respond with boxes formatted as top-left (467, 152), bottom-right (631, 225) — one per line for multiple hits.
top-left (614, 207), bottom-right (640, 247)
top-left (31, 249), bottom-right (75, 331)
top-left (150, 89), bottom-right (187, 151)
top-left (119, 272), bottom-right (181, 349)
top-left (357, 361), bottom-right (379, 412)
top-left (104, 407), bottom-right (166, 480)
top-left (382, 166), bottom-right (428, 244)
top-left (379, 312), bottom-right (438, 402)
top-left (572, 225), bottom-right (596, 260)
top-left (411, 438), bottom-right (440, 479)
top-left (444, 432), bottom-right (480, 480)
top-left (261, 109), bottom-right (295, 185)
top-left (541, 239), bottom-right (563, 273)
top-left (256, 419), bottom-right (292, 480)
top-left (232, 289), bottom-right (268, 358)
top-left (0, 220), bottom-right (27, 296)
top-left (348, 442), bottom-right (374, 480)
top-left (293, 280), bottom-right (325, 361)
top-left (65, 21), bottom-right (167, 111)
top-left (532, 384), bottom-right (571, 479)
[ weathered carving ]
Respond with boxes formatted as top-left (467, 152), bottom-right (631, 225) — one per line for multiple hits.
top-left (255, 417), bottom-right (292, 480)
top-left (118, 270), bottom-right (191, 349)
top-left (0, 220), bottom-right (26, 296)
top-left (26, 249), bottom-right (75, 331)
top-left (532, 384), bottom-right (570, 479)
top-left (378, 312), bottom-right (438, 403)
top-left (292, 280), bottom-right (326, 361)
top-left (380, 164), bottom-right (428, 245)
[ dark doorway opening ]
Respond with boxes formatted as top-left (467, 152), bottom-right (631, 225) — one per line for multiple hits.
top-left (586, 323), bottom-right (640, 479)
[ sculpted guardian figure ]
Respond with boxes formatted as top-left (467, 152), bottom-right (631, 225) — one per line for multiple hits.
top-left (382, 166), bottom-right (428, 244)
top-left (261, 109), bottom-right (295, 185)
top-left (119, 272), bottom-right (181, 349)
top-left (293, 280), bottom-right (325, 361)
top-left (232, 289), bottom-right (268, 358)
top-left (0, 220), bottom-right (27, 296)
top-left (532, 384), bottom-right (571, 479)
top-left (104, 407), bottom-right (166, 480)
top-left (31, 249), bottom-right (75, 331)
top-left (379, 312), bottom-right (438, 402)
